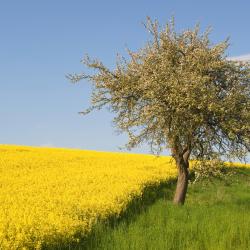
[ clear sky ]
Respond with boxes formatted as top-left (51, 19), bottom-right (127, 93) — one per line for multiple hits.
top-left (1, 1), bottom-right (249, 158)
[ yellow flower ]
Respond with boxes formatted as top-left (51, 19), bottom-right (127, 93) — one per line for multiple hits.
top-left (0, 145), bottom-right (249, 248)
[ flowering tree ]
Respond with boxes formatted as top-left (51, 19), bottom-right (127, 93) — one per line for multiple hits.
top-left (68, 17), bottom-right (250, 204)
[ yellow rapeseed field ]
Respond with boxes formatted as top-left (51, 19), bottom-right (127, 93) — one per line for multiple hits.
top-left (1, 145), bottom-right (249, 249)
top-left (0, 145), bottom-right (177, 249)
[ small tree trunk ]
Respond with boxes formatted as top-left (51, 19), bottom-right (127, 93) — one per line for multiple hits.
top-left (173, 165), bottom-right (189, 205)
top-left (172, 147), bottom-right (190, 205)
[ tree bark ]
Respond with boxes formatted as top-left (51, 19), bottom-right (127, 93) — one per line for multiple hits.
top-left (172, 147), bottom-right (190, 205)
top-left (173, 165), bottom-right (189, 205)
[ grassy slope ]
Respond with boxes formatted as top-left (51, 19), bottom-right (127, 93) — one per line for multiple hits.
top-left (81, 168), bottom-right (250, 250)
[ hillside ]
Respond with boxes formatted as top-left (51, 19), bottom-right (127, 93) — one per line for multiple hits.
top-left (0, 145), bottom-right (249, 249)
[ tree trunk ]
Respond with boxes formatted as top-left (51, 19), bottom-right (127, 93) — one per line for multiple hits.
top-left (173, 165), bottom-right (189, 205)
top-left (172, 146), bottom-right (190, 205)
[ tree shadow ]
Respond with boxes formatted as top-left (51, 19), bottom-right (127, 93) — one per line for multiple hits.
top-left (43, 178), bottom-right (177, 250)
top-left (43, 166), bottom-right (250, 249)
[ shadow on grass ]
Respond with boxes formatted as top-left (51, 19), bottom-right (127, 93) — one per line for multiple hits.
top-left (78, 179), bottom-right (177, 250)
top-left (43, 166), bottom-right (249, 250)
top-left (43, 178), bottom-right (177, 250)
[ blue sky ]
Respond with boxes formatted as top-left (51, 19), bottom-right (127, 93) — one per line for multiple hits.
top-left (0, 1), bottom-right (249, 157)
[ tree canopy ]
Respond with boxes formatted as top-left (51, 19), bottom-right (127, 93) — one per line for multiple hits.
top-left (68, 17), bottom-right (250, 204)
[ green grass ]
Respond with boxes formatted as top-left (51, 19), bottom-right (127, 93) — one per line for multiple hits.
top-left (73, 168), bottom-right (250, 250)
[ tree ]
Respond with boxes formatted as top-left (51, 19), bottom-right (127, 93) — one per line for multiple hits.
top-left (68, 17), bottom-right (250, 205)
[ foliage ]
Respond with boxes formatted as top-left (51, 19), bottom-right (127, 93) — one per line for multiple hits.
top-left (191, 156), bottom-right (249, 184)
top-left (191, 158), bottom-right (228, 183)
top-left (68, 17), bottom-right (250, 162)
